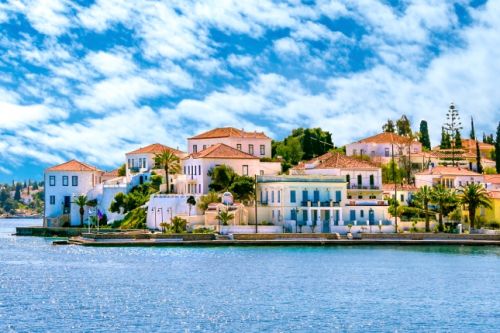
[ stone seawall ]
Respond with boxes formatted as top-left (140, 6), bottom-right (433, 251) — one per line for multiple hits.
top-left (361, 233), bottom-right (500, 241)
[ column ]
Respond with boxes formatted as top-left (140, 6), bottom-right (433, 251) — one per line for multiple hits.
top-left (338, 208), bottom-right (344, 226)
top-left (307, 206), bottom-right (312, 226)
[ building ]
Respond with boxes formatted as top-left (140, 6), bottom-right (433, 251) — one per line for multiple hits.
top-left (187, 127), bottom-right (272, 158)
top-left (483, 190), bottom-right (500, 224)
top-left (346, 132), bottom-right (422, 164)
top-left (256, 175), bottom-right (390, 233)
top-left (180, 143), bottom-right (280, 194)
top-left (485, 175), bottom-right (500, 190)
top-left (414, 166), bottom-right (484, 189)
top-left (44, 160), bottom-right (103, 227)
top-left (125, 143), bottom-right (187, 191)
top-left (382, 184), bottom-right (418, 205)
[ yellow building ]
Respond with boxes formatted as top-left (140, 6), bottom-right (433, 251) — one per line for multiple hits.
top-left (482, 190), bottom-right (500, 223)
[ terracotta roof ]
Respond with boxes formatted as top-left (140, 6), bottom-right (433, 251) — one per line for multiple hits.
top-left (46, 159), bottom-right (100, 172)
top-left (187, 143), bottom-right (259, 159)
top-left (461, 139), bottom-right (495, 151)
top-left (356, 132), bottom-right (419, 145)
top-left (488, 190), bottom-right (500, 199)
top-left (382, 183), bottom-right (418, 191)
top-left (126, 143), bottom-right (184, 156)
top-left (292, 152), bottom-right (378, 170)
top-left (485, 174), bottom-right (500, 185)
top-left (189, 127), bottom-right (270, 140)
top-left (414, 166), bottom-right (482, 176)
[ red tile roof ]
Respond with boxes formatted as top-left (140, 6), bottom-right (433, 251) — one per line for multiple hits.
top-left (292, 152), bottom-right (378, 170)
top-left (187, 143), bottom-right (258, 159)
top-left (126, 143), bottom-right (184, 156)
top-left (485, 174), bottom-right (500, 185)
top-left (382, 183), bottom-right (418, 191)
top-left (414, 166), bottom-right (482, 176)
top-left (355, 132), bottom-right (419, 145)
top-left (189, 127), bottom-right (270, 140)
top-left (488, 190), bottom-right (500, 199)
top-left (46, 160), bottom-right (101, 172)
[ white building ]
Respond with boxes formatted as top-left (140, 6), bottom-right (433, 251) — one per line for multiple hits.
top-left (125, 143), bottom-right (187, 191)
top-left (346, 132), bottom-right (422, 164)
top-left (181, 143), bottom-right (281, 194)
top-left (257, 175), bottom-right (390, 234)
top-left (187, 127), bottom-right (272, 158)
top-left (44, 160), bottom-right (103, 227)
top-left (414, 166), bottom-right (485, 189)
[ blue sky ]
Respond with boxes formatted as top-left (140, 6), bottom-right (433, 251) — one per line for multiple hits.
top-left (0, 0), bottom-right (499, 182)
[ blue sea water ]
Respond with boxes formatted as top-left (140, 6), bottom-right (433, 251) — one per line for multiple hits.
top-left (0, 219), bottom-right (498, 333)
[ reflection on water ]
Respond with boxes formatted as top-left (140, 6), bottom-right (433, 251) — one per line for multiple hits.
top-left (0, 219), bottom-right (499, 332)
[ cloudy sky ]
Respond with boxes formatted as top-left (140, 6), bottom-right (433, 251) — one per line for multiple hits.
top-left (0, 0), bottom-right (499, 182)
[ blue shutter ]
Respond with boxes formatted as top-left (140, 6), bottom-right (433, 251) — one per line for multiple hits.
top-left (291, 209), bottom-right (297, 220)
top-left (350, 210), bottom-right (356, 221)
top-left (290, 190), bottom-right (296, 203)
top-left (313, 190), bottom-right (319, 202)
top-left (335, 190), bottom-right (341, 202)
top-left (302, 190), bottom-right (308, 202)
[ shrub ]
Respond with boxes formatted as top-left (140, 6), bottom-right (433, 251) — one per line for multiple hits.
top-left (485, 221), bottom-right (500, 229)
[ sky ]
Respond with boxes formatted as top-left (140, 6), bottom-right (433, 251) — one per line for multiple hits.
top-left (0, 0), bottom-right (499, 182)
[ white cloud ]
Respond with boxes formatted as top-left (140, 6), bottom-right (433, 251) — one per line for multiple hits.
top-left (85, 50), bottom-right (136, 77)
top-left (0, 100), bottom-right (67, 130)
top-left (274, 37), bottom-right (303, 56)
top-left (227, 54), bottom-right (253, 68)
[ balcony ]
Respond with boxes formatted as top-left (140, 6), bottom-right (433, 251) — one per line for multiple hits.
top-left (345, 200), bottom-right (388, 206)
top-left (129, 167), bottom-right (140, 174)
top-left (348, 185), bottom-right (380, 190)
top-left (260, 201), bottom-right (268, 206)
top-left (301, 201), bottom-right (341, 207)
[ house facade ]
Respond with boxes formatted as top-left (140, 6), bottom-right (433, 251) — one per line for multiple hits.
top-left (256, 175), bottom-right (390, 233)
top-left (44, 160), bottom-right (103, 227)
top-left (187, 127), bottom-right (272, 158)
top-left (414, 166), bottom-right (484, 189)
top-left (346, 132), bottom-right (422, 164)
top-left (180, 143), bottom-right (280, 195)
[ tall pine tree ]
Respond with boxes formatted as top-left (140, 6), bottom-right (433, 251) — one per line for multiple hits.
top-left (419, 120), bottom-right (431, 150)
top-left (470, 117), bottom-right (475, 140)
top-left (496, 122), bottom-right (500, 173)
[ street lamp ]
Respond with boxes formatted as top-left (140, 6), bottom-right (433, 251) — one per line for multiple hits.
top-left (151, 206), bottom-right (156, 230)
top-left (158, 208), bottom-right (163, 227)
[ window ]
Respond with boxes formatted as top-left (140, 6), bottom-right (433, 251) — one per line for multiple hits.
top-left (199, 184), bottom-right (201, 193)
top-left (142, 158), bottom-right (146, 168)
top-left (360, 210), bottom-right (364, 218)
top-left (198, 165), bottom-right (201, 175)
top-left (271, 191), bottom-right (275, 203)
top-left (358, 195), bottom-right (363, 199)
top-left (72, 176), bottom-right (78, 186)
top-left (302, 190), bottom-right (308, 202)
top-left (249, 144), bottom-right (254, 155)
top-left (400, 194), bottom-right (404, 202)
top-left (50, 195), bottom-right (55, 205)
top-left (184, 166), bottom-right (186, 174)
top-left (277, 190), bottom-right (281, 203)
top-left (357, 175), bottom-right (362, 186)
top-left (127, 159), bottom-right (131, 168)
top-left (335, 191), bottom-right (342, 202)
top-left (260, 145), bottom-right (265, 155)
top-left (49, 176), bottom-right (56, 186)
top-left (398, 147), bottom-right (403, 155)
top-left (290, 190), bottom-right (296, 203)
top-left (385, 148), bottom-right (390, 157)
top-left (242, 165), bottom-right (248, 176)
top-left (369, 175), bottom-right (374, 187)
top-left (193, 145), bottom-right (197, 153)
top-left (203, 145), bottom-right (206, 150)
top-left (360, 149), bottom-right (365, 156)
top-left (62, 176), bottom-right (68, 186)
top-left (237, 144), bottom-right (242, 150)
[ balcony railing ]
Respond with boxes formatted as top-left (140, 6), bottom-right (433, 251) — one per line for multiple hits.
top-left (348, 185), bottom-right (380, 190)
top-left (301, 200), bottom-right (341, 207)
top-left (345, 200), bottom-right (388, 206)
top-left (129, 167), bottom-right (140, 173)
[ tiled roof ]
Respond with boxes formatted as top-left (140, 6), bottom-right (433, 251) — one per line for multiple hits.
top-left (461, 139), bottom-right (495, 151)
top-left (188, 143), bottom-right (259, 159)
top-left (189, 127), bottom-right (270, 140)
top-left (292, 152), bottom-right (378, 170)
top-left (485, 174), bottom-right (500, 185)
top-left (126, 143), bottom-right (184, 156)
top-left (382, 183), bottom-right (418, 191)
top-left (355, 132), bottom-right (418, 145)
top-left (488, 190), bottom-right (500, 199)
top-left (414, 166), bottom-right (482, 176)
top-left (46, 159), bottom-right (100, 172)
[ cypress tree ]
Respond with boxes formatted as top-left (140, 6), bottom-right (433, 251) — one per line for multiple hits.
top-left (470, 117), bottom-right (475, 140)
top-left (455, 130), bottom-right (462, 148)
top-left (483, 132), bottom-right (487, 143)
top-left (419, 120), bottom-right (431, 150)
top-left (496, 122), bottom-right (500, 173)
top-left (476, 140), bottom-right (483, 173)
top-left (14, 187), bottom-right (21, 201)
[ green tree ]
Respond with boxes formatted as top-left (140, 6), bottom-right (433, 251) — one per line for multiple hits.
top-left (440, 127), bottom-right (451, 149)
top-left (73, 195), bottom-right (90, 227)
top-left (454, 130), bottom-right (462, 148)
top-left (197, 192), bottom-right (219, 212)
top-left (413, 185), bottom-right (433, 232)
top-left (458, 183), bottom-right (492, 229)
top-left (382, 119), bottom-right (395, 133)
top-left (443, 103), bottom-right (462, 165)
top-left (117, 164), bottom-right (126, 177)
top-left (208, 165), bottom-right (236, 192)
top-left (396, 115), bottom-right (412, 136)
top-left (217, 209), bottom-right (235, 226)
top-left (14, 187), bottom-right (21, 201)
top-left (276, 136), bottom-right (304, 165)
top-left (229, 176), bottom-right (255, 202)
top-left (187, 195), bottom-right (196, 216)
top-left (170, 216), bottom-right (187, 233)
top-left (419, 120), bottom-right (431, 150)
top-left (430, 185), bottom-right (457, 231)
top-left (496, 122), bottom-right (500, 173)
top-left (476, 140), bottom-right (483, 174)
top-left (154, 149), bottom-right (180, 193)
top-left (470, 117), bottom-right (476, 140)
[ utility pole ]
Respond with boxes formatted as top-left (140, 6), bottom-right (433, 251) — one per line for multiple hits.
top-left (392, 143), bottom-right (398, 232)
top-left (254, 174), bottom-right (258, 234)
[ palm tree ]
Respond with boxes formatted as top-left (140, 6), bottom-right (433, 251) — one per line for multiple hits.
top-left (217, 209), bottom-right (235, 226)
top-left (458, 183), bottom-right (492, 229)
top-left (430, 185), bottom-right (457, 231)
top-left (413, 185), bottom-right (432, 232)
top-left (187, 195), bottom-right (196, 216)
top-left (73, 195), bottom-right (89, 227)
top-left (154, 149), bottom-right (180, 193)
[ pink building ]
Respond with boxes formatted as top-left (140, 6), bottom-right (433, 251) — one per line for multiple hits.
top-left (187, 127), bottom-right (272, 158)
